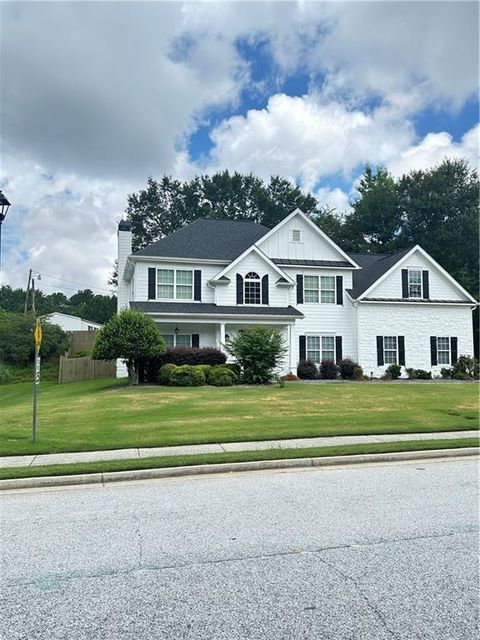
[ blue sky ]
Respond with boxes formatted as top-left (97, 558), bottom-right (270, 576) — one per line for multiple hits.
top-left (0, 1), bottom-right (478, 292)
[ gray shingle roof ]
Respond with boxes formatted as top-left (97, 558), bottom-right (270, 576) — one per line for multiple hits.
top-left (131, 301), bottom-right (303, 317)
top-left (361, 298), bottom-right (472, 304)
top-left (272, 258), bottom-right (353, 267)
top-left (347, 248), bottom-right (413, 298)
top-left (133, 219), bottom-right (269, 261)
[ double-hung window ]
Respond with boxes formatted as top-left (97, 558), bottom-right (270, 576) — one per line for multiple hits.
top-left (244, 272), bottom-right (261, 304)
top-left (306, 335), bottom-right (335, 363)
top-left (162, 334), bottom-right (191, 348)
top-left (320, 276), bottom-right (336, 303)
top-left (383, 336), bottom-right (398, 364)
top-left (408, 269), bottom-right (422, 298)
top-left (437, 337), bottom-right (450, 364)
top-left (157, 269), bottom-right (193, 300)
top-left (304, 275), bottom-right (319, 302)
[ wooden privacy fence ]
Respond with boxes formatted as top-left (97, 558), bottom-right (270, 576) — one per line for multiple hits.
top-left (59, 355), bottom-right (116, 384)
top-left (67, 331), bottom-right (99, 357)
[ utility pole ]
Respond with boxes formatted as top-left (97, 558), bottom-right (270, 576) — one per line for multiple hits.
top-left (24, 269), bottom-right (32, 314)
top-left (31, 277), bottom-right (36, 315)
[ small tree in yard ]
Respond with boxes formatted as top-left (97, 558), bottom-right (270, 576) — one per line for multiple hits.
top-left (92, 309), bottom-right (165, 385)
top-left (225, 326), bottom-right (286, 384)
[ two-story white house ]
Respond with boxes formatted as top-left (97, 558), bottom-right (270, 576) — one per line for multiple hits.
top-left (117, 209), bottom-right (477, 377)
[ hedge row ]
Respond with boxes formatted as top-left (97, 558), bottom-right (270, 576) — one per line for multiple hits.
top-left (158, 363), bottom-right (238, 387)
top-left (297, 358), bottom-right (363, 380)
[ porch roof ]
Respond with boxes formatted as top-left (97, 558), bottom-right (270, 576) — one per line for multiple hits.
top-left (131, 301), bottom-right (303, 318)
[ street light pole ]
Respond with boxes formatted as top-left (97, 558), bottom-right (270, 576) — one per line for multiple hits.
top-left (0, 190), bottom-right (12, 287)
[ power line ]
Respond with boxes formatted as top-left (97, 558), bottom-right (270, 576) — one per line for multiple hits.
top-left (34, 271), bottom-right (112, 294)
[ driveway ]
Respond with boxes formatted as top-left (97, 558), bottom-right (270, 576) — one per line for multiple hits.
top-left (1, 458), bottom-right (478, 639)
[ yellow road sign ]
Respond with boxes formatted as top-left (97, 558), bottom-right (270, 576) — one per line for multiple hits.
top-left (34, 319), bottom-right (43, 351)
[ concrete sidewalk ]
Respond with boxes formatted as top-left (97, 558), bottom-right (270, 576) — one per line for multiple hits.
top-left (1, 430), bottom-right (477, 469)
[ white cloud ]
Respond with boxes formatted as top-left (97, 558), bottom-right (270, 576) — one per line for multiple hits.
top-left (315, 186), bottom-right (352, 215)
top-left (387, 125), bottom-right (479, 177)
top-left (203, 93), bottom-right (415, 189)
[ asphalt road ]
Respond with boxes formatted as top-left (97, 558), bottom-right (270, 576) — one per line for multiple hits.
top-left (1, 458), bottom-right (478, 640)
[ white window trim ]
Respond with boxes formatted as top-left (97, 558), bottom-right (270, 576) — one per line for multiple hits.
top-left (302, 274), bottom-right (336, 304)
top-left (437, 337), bottom-right (451, 365)
top-left (320, 275), bottom-right (336, 304)
top-left (244, 272), bottom-right (262, 305)
top-left (304, 275), bottom-right (319, 303)
top-left (163, 334), bottom-right (192, 348)
top-left (383, 336), bottom-right (398, 365)
top-left (306, 334), bottom-right (336, 364)
top-left (289, 228), bottom-right (303, 243)
top-left (156, 268), bottom-right (194, 301)
top-left (407, 267), bottom-right (423, 299)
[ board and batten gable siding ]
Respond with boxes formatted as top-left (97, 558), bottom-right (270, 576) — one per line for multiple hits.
top-left (369, 249), bottom-right (466, 300)
top-left (282, 268), bottom-right (358, 364)
top-left (258, 214), bottom-right (348, 261)
top-left (133, 261), bottom-right (223, 303)
top-left (216, 251), bottom-right (289, 307)
top-left (357, 303), bottom-right (474, 378)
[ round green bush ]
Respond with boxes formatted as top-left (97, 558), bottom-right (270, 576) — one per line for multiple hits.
top-left (169, 364), bottom-right (206, 387)
top-left (157, 363), bottom-right (178, 385)
top-left (0, 362), bottom-right (12, 384)
top-left (208, 366), bottom-right (238, 386)
top-left (196, 364), bottom-right (212, 377)
top-left (224, 362), bottom-right (241, 377)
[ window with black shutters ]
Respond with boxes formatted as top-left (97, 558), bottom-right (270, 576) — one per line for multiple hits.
top-left (244, 272), bottom-right (261, 304)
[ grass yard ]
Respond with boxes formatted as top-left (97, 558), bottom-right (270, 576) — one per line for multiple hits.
top-left (0, 378), bottom-right (478, 456)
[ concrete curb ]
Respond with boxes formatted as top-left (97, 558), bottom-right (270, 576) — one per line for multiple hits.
top-left (0, 447), bottom-right (477, 491)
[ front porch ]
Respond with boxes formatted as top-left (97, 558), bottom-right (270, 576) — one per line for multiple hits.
top-left (154, 319), bottom-right (296, 374)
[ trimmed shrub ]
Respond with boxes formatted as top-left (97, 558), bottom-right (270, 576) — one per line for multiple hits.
top-left (319, 360), bottom-right (339, 380)
top-left (282, 372), bottom-right (299, 381)
top-left (385, 364), bottom-right (401, 379)
top-left (406, 368), bottom-right (432, 380)
top-left (169, 365), bottom-right (205, 387)
top-left (158, 347), bottom-right (226, 367)
top-left (338, 358), bottom-right (362, 380)
top-left (297, 360), bottom-right (318, 380)
top-left (440, 367), bottom-right (452, 379)
top-left (157, 363), bottom-right (178, 385)
top-left (0, 362), bottom-right (12, 384)
top-left (225, 326), bottom-right (286, 384)
top-left (224, 362), bottom-right (242, 377)
top-left (452, 355), bottom-right (479, 380)
top-left (352, 366), bottom-right (364, 381)
top-left (196, 364), bottom-right (212, 378)
top-left (208, 366), bottom-right (237, 387)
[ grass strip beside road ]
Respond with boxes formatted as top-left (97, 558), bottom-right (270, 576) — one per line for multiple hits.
top-left (0, 438), bottom-right (477, 481)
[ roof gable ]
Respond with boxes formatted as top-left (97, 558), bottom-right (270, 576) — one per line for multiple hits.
top-left (133, 218), bottom-right (269, 261)
top-left (212, 245), bottom-right (295, 284)
top-left (257, 209), bottom-right (359, 267)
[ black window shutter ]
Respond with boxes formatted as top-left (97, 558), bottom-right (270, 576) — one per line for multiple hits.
top-left (335, 336), bottom-right (342, 363)
top-left (261, 274), bottom-right (269, 305)
top-left (296, 274), bottom-right (304, 304)
top-left (236, 274), bottom-right (243, 305)
top-left (192, 334), bottom-right (200, 348)
top-left (194, 270), bottom-right (202, 301)
top-left (336, 276), bottom-right (343, 305)
top-left (376, 336), bottom-right (384, 366)
top-left (148, 268), bottom-right (156, 300)
top-left (451, 337), bottom-right (458, 364)
top-left (299, 336), bottom-right (306, 362)
top-left (401, 269), bottom-right (409, 298)
top-left (430, 336), bottom-right (438, 366)
top-left (398, 336), bottom-right (405, 366)
top-left (422, 271), bottom-right (429, 299)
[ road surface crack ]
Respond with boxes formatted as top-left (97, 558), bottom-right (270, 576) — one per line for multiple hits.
top-left (314, 554), bottom-right (401, 639)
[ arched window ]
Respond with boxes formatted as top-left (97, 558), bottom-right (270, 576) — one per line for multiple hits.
top-left (244, 272), bottom-right (261, 304)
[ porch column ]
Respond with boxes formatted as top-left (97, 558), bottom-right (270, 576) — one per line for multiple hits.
top-left (219, 322), bottom-right (226, 349)
top-left (288, 324), bottom-right (293, 372)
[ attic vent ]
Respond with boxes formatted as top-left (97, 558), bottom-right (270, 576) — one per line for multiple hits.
top-left (290, 229), bottom-right (302, 243)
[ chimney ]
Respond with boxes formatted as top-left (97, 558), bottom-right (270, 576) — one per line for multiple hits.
top-left (117, 220), bottom-right (132, 312)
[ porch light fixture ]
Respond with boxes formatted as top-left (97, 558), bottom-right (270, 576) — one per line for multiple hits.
top-left (174, 326), bottom-right (179, 335)
top-left (0, 190), bottom-right (12, 285)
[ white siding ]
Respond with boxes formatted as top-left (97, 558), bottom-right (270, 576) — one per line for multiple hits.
top-left (217, 251), bottom-right (289, 307)
top-left (155, 323), bottom-right (218, 348)
top-left (46, 313), bottom-right (102, 331)
top-left (369, 249), bottom-right (465, 301)
top-left (134, 261), bottom-right (223, 303)
top-left (117, 227), bottom-right (132, 312)
top-left (258, 213), bottom-right (348, 261)
top-left (358, 302), bottom-right (474, 378)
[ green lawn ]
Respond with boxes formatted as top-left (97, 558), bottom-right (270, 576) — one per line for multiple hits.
top-left (0, 438), bottom-right (476, 481)
top-left (0, 378), bottom-right (478, 456)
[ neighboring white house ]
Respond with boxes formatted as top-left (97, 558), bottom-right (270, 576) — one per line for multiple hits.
top-left (117, 210), bottom-right (477, 377)
top-left (46, 312), bottom-right (102, 332)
